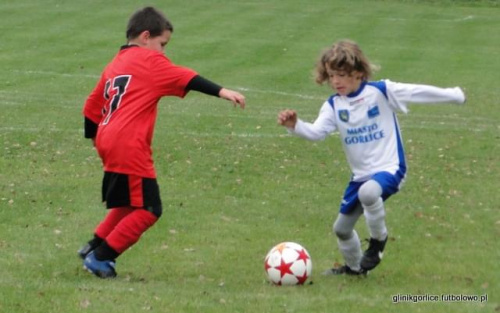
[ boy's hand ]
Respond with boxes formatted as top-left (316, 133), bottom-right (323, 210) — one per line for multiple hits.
top-left (277, 110), bottom-right (297, 129)
top-left (219, 88), bottom-right (246, 109)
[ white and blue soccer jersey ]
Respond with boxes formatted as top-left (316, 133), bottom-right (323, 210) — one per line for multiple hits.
top-left (290, 80), bottom-right (465, 182)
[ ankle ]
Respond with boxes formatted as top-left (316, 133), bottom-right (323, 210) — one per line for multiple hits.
top-left (94, 241), bottom-right (120, 261)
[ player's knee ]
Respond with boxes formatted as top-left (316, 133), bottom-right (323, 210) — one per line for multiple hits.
top-left (359, 180), bottom-right (382, 207)
top-left (333, 223), bottom-right (353, 241)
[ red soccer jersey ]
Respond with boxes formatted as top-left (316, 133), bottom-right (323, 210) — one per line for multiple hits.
top-left (83, 46), bottom-right (197, 178)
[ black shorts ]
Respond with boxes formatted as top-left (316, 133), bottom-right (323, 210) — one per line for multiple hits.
top-left (102, 172), bottom-right (162, 210)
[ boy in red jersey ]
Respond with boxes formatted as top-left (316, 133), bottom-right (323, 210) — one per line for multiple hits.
top-left (79, 6), bottom-right (245, 278)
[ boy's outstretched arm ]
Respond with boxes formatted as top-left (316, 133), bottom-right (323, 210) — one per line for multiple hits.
top-left (186, 75), bottom-right (245, 109)
top-left (277, 109), bottom-right (297, 129)
top-left (219, 88), bottom-right (246, 109)
top-left (278, 103), bottom-right (336, 141)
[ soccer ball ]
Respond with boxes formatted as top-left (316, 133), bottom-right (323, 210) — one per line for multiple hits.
top-left (264, 242), bottom-right (312, 286)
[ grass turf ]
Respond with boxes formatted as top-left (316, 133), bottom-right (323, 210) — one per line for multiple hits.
top-left (0, 0), bottom-right (498, 312)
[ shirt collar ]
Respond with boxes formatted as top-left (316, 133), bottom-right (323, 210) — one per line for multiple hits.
top-left (120, 44), bottom-right (139, 51)
top-left (347, 81), bottom-right (367, 98)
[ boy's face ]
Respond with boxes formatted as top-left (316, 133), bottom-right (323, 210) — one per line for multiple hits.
top-left (326, 68), bottom-right (363, 96)
top-left (144, 30), bottom-right (172, 52)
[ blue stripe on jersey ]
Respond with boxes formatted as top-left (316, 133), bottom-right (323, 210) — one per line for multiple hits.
top-left (328, 94), bottom-right (337, 109)
top-left (367, 81), bottom-right (388, 99)
top-left (392, 113), bottom-right (407, 176)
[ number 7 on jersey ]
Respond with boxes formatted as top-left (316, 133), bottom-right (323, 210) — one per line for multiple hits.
top-left (102, 75), bottom-right (132, 125)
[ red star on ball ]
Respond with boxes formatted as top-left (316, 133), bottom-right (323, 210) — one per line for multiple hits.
top-left (278, 259), bottom-right (294, 278)
top-left (295, 272), bottom-right (309, 285)
top-left (295, 248), bottom-right (310, 264)
top-left (264, 257), bottom-right (272, 271)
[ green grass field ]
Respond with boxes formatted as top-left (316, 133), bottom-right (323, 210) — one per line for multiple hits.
top-left (1, 0), bottom-right (499, 312)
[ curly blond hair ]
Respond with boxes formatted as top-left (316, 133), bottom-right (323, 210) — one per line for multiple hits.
top-left (314, 40), bottom-right (379, 85)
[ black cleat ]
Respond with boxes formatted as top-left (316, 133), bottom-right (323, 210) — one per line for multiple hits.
top-left (77, 243), bottom-right (94, 260)
top-left (360, 236), bottom-right (388, 271)
top-left (322, 265), bottom-right (366, 276)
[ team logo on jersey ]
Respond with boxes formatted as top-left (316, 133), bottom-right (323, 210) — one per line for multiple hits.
top-left (338, 110), bottom-right (349, 122)
top-left (367, 106), bottom-right (380, 118)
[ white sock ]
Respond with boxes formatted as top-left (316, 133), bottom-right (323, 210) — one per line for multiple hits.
top-left (338, 230), bottom-right (362, 271)
top-left (363, 198), bottom-right (388, 241)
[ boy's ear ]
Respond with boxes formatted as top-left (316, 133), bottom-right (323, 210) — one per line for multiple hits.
top-left (138, 30), bottom-right (151, 44)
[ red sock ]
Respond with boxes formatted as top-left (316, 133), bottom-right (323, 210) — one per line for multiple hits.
top-left (105, 208), bottom-right (158, 254)
top-left (95, 207), bottom-right (134, 239)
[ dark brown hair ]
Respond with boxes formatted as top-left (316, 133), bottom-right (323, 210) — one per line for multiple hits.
top-left (126, 7), bottom-right (173, 40)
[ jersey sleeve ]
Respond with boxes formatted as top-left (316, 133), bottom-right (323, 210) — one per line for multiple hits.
top-left (384, 79), bottom-right (466, 113)
top-left (82, 73), bottom-right (107, 138)
top-left (150, 54), bottom-right (198, 98)
top-left (290, 101), bottom-right (337, 141)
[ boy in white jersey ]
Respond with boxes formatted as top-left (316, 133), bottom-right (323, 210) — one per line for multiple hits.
top-left (277, 40), bottom-right (465, 275)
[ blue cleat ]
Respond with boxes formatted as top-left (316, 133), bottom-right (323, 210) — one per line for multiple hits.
top-left (83, 252), bottom-right (117, 279)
